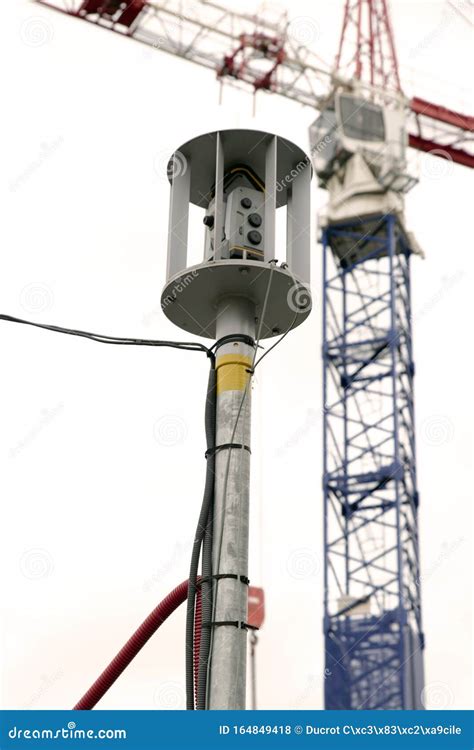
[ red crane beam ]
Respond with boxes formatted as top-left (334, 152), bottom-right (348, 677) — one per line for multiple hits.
top-left (408, 97), bottom-right (474, 168)
top-left (408, 135), bottom-right (474, 169)
top-left (411, 97), bottom-right (474, 132)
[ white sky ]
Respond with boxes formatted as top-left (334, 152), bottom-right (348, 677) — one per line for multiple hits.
top-left (1, 0), bottom-right (472, 711)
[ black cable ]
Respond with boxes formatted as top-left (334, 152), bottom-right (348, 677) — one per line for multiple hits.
top-left (0, 314), bottom-right (212, 357)
top-left (1, 291), bottom-right (291, 704)
top-left (1, 312), bottom-right (218, 707)
top-left (185, 365), bottom-right (216, 710)
top-left (197, 369), bottom-right (217, 710)
top-left (197, 495), bottom-right (213, 710)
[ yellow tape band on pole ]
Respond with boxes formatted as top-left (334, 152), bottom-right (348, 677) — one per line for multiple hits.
top-left (216, 354), bottom-right (253, 394)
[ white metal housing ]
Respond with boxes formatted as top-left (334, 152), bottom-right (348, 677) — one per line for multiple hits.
top-left (162, 129), bottom-right (312, 339)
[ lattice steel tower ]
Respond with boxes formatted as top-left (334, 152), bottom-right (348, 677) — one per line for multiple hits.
top-left (321, 214), bottom-right (424, 709)
top-left (313, 0), bottom-right (425, 710)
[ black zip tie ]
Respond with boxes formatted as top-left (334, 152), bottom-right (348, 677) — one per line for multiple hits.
top-left (212, 334), bottom-right (257, 352)
top-left (198, 573), bottom-right (250, 586)
top-left (205, 443), bottom-right (251, 459)
top-left (202, 621), bottom-right (259, 631)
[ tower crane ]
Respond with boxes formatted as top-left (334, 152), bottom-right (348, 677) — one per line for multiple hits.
top-left (35, 0), bottom-right (474, 167)
top-left (35, 0), bottom-right (474, 710)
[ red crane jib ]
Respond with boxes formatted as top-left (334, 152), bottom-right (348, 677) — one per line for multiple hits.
top-left (409, 97), bottom-right (474, 169)
top-left (411, 97), bottom-right (474, 133)
top-left (35, 0), bottom-right (474, 169)
top-left (79, 0), bottom-right (145, 28)
top-left (408, 135), bottom-right (474, 170)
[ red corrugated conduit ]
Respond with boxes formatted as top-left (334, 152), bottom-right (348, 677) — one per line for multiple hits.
top-left (74, 578), bottom-right (198, 710)
top-left (193, 587), bottom-right (202, 707)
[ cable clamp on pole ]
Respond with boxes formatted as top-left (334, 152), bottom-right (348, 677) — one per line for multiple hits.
top-left (212, 334), bottom-right (257, 352)
top-left (205, 443), bottom-right (251, 459)
top-left (198, 573), bottom-right (250, 586)
top-left (202, 620), bottom-right (259, 631)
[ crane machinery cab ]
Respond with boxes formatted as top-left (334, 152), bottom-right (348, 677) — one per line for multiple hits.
top-left (310, 88), bottom-right (423, 264)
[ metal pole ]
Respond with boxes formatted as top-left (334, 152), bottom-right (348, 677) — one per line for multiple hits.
top-left (208, 295), bottom-right (256, 710)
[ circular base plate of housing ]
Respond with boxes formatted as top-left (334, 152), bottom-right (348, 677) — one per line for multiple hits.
top-left (161, 260), bottom-right (311, 340)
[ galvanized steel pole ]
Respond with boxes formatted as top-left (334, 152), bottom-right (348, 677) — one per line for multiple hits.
top-left (208, 296), bottom-right (256, 710)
